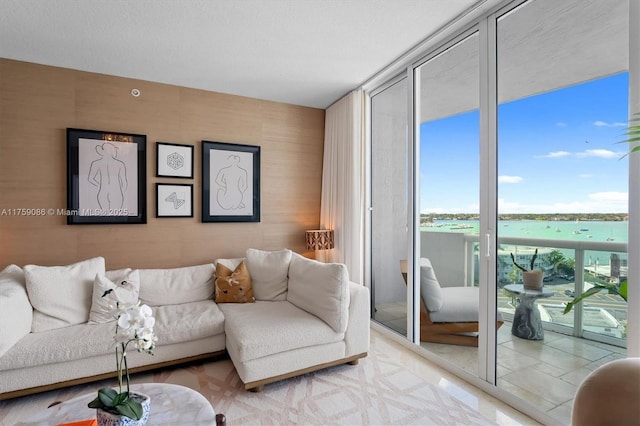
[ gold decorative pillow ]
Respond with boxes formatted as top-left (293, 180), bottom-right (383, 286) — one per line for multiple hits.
top-left (214, 261), bottom-right (255, 303)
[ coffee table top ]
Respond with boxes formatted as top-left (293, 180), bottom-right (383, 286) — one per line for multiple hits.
top-left (16, 383), bottom-right (217, 426)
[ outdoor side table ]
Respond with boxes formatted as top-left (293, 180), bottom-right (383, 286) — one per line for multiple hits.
top-left (504, 284), bottom-right (554, 340)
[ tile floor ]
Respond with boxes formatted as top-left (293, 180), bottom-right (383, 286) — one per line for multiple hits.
top-left (0, 328), bottom-right (538, 426)
top-left (374, 302), bottom-right (627, 425)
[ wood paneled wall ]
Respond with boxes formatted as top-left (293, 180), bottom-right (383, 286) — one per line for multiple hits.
top-left (0, 59), bottom-right (325, 269)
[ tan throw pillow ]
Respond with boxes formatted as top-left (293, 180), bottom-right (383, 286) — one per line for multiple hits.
top-left (214, 261), bottom-right (255, 303)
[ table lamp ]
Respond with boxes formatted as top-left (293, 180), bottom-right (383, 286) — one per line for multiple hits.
top-left (305, 229), bottom-right (334, 261)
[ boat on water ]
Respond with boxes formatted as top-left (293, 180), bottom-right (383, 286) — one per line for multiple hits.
top-left (580, 228), bottom-right (589, 232)
top-left (451, 223), bottom-right (474, 230)
top-left (555, 228), bottom-right (561, 232)
top-left (572, 230), bottom-right (581, 235)
top-left (606, 237), bottom-right (615, 241)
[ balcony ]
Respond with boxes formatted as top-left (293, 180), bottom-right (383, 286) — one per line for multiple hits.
top-left (373, 230), bottom-right (628, 424)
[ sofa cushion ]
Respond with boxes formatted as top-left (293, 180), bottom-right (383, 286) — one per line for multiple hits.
top-left (0, 321), bottom-right (114, 370)
top-left (138, 263), bottom-right (214, 306)
top-left (214, 261), bottom-right (255, 303)
top-left (245, 248), bottom-right (291, 301)
top-left (88, 269), bottom-right (141, 324)
top-left (287, 253), bottom-right (350, 333)
top-left (420, 258), bottom-right (444, 312)
top-left (0, 265), bottom-right (32, 358)
top-left (24, 257), bottom-right (106, 332)
top-left (153, 300), bottom-right (225, 345)
top-left (219, 301), bottom-right (343, 362)
top-left (0, 300), bottom-right (225, 371)
top-left (429, 287), bottom-right (480, 323)
top-left (214, 257), bottom-right (244, 271)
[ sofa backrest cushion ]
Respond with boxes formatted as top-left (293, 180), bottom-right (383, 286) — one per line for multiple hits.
top-left (245, 248), bottom-right (292, 301)
top-left (0, 265), bottom-right (32, 357)
top-left (24, 257), bottom-right (106, 332)
top-left (138, 263), bottom-right (214, 306)
top-left (214, 261), bottom-right (255, 303)
top-left (420, 258), bottom-right (444, 312)
top-left (214, 257), bottom-right (244, 271)
top-left (89, 269), bottom-right (141, 324)
top-left (287, 253), bottom-right (350, 333)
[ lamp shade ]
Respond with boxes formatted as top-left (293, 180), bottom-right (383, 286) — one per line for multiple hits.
top-left (305, 229), bottom-right (334, 250)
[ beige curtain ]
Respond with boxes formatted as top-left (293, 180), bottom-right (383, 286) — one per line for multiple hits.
top-left (320, 89), bottom-right (364, 283)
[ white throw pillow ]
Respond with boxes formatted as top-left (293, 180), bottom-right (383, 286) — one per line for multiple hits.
top-left (287, 253), bottom-right (350, 333)
top-left (0, 265), bottom-right (32, 357)
top-left (138, 263), bottom-right (214, 306)
top-left (245, 248), bottom-right (292, 301)
top-left (24, 257), bottom-right (106, 332)
top-left (420, 258), bottom-right (443, 312)
top-left (88, 269), bottom-right (140, 324)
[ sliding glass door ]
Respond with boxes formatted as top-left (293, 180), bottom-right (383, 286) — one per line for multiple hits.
top-left (367, 0), bottom-right (637, 423)
top-left (495, 0), bottom-right (629, 420)
top-left (415, 31), bottom-right (481, 375)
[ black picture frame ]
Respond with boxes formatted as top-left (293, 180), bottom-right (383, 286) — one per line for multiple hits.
top-left (202, 141), bottom-right (260, 223)
top-left (156, 142), bottom-right (194, 179)
top-left (66, 128), bottom-right (146, 225)
top-left (156, 183), bottom-right (194, 218)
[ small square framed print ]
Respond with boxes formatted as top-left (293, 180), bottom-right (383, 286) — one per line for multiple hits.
top-left (156, 183), bottom-right (193, 218)
top-left (156, 142), bottom-right (194, 179)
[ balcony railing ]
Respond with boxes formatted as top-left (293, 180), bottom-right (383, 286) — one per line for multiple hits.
top-left (422, 231), bottom-right (629, 347)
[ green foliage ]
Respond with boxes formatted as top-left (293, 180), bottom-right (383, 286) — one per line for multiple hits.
top-left (88, 387), bottom-right (143, 420)
top-left (618, 113), bottom-right (640, 158)
top-left (563, 279), bottom-right (628, 314)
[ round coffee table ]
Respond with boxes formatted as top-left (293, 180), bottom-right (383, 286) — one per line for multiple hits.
top-left (504, 284), bottom-right (554, 340)
top-left (16, 383), bottom-right (221, 425)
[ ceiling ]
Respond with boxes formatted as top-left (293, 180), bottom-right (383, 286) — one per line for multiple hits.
top-left (0, 0), bottom-right (483, 109)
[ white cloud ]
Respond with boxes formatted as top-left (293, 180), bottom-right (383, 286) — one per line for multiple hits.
top-left (537, 150), bottom-right (571, 159)
top-left (588, 192), bottom-right (628, 202)
top-left (556, 122), bottom-right (568, 127)
top-left (498, 175), bottom-right (523, 184)
top-left (578, 173), bottom-right (593, 179)
top-left (593, 120), bottom-right (626, 127)
top-left (576, 149), bottom-right (619, 159)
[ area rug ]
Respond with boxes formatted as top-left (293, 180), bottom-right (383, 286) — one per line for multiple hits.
top-left (149, 338), bottom-right (497, 426)
top-left (0, 336), bottom-right (496, 426)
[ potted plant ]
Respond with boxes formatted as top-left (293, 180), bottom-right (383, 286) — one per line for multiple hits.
top-left (510, 248), bottom-right (543, 291)
top-left (88, 281), bottom-right (157, 425)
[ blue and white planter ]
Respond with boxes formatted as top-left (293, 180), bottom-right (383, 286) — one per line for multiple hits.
top-left (96, 393), bottom-right (151, 426)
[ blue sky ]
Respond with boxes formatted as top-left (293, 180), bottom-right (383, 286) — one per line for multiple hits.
top-left (420, 72), bottom-right (629, 214)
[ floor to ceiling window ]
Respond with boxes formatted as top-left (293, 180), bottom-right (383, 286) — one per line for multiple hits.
top-left (495, 0), bottom-right (629, 421)
top-left (370, 77), bottom-right (409, 336)
top-left (415, 31), bottom-right (481, 376)
top-left (366, 0), bottom-right (637, 424)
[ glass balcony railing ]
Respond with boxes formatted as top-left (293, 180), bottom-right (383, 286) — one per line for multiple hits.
top-left (423, 232), bottom-right (629, 347)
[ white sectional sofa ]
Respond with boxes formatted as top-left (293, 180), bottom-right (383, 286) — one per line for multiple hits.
top-left (0, 249), bottom-right (370, 399)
